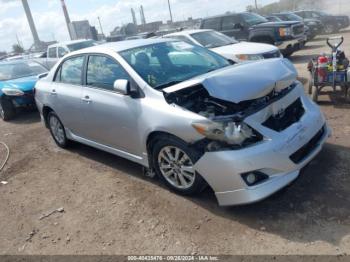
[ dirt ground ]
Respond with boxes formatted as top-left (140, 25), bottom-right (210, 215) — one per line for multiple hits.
top-left (1, 31), bottom-right (350, 256)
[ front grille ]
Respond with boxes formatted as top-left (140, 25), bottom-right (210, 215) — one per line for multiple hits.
top-left (292, 24), bottom-right (304, 36)
top-left (290, 125), bottom-right (326, 164)
top-left (262, 50), bottom-right (281, 59)
top-left (262, 98), bottom-right (305, 132)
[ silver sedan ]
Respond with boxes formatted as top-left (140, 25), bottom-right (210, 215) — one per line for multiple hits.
top-left (35, 39), bottom-right (330, 206)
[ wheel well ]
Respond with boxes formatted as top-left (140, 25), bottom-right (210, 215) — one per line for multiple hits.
top-left (146, 131), bottom-right (175, 154)
top-left (42, 106), bottom-right (53, 128)
top-left (146, 131), bottom-right (185, 168)
top-left (250, 36), bottom-right (274, 45)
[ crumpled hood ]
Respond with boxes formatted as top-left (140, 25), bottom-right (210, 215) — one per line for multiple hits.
top-left (164, 58), bottom-right (297, 103)
top-left (0, 75), bottom-right (38, 94)
top-left (211, 42), bottom-right (278, 56)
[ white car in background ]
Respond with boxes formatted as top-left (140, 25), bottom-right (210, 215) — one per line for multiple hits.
top-left (34, 40), bottom-right (98, 69)
top-left (164, 29), bottom-right (282, 63)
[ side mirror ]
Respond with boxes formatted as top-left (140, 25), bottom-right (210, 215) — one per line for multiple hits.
top-left (38, 72), bottom-right (49, 79)
top-left (113, 79), bottom-right (129, 95)
top-left (233, 23), bottom-right (244, 30)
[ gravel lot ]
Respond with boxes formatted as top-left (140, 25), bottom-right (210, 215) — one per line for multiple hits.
top-left (0, 30), bottom-right (350, 255)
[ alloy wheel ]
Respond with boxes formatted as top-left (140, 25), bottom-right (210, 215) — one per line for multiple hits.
top-left (49, 115), bottom-right (65, 145)
top-left (157, 146), bottom-right (196, 190)
top-left (324, 24), bottom-right (334, 34)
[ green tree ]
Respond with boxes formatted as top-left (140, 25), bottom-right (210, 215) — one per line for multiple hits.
top-left (12, 44), bottom-right (24, 54)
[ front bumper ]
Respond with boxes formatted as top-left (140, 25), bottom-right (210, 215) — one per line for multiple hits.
top-left (194, 83), bottom-right (330, 206)
top-left (276, 35), bottom-right (307, 53)
top-left (7, 92), bottom-right (35, 108)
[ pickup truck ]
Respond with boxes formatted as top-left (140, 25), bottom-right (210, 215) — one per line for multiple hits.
top-left (271, 12), bottom-right (324, 40)
top-left (33, 39), bottom-right (97, 69)
top-left (200, 12), bottom-right (306, 56)
top-left (294, 10), bottom-right (350, 34)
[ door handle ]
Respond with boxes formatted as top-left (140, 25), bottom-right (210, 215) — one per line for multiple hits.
top-left (81, 96), bottom-right (92, 103)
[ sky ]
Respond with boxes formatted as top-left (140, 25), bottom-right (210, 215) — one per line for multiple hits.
top-left (0, 0), bottom-right (279, 52)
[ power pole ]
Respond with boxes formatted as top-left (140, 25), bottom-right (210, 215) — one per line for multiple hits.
top-left (21, 0), bottom-right (41, 50)
top-left (167, 0), bottom-right (173, 23)
top-left (60, 0), bottom-right (73, 40)
top-left (98, 16), bottom-right (104, 37)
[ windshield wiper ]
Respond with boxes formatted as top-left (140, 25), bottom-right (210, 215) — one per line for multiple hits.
top-left (155, 80), bottom-right (182, 90)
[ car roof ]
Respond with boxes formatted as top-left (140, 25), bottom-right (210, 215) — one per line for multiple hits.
top-left (69, 38), bottom-right (175, 55)
top-left (202, 12), bottom-right (255, 20)
top-left (165, 29), bottom-right (212, 36)
top-left (273, 12), bottom-right (293, 15)
top-left (48, 39), bottom-right (94, 48)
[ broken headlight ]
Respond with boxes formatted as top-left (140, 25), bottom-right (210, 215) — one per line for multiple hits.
top-left (192, 121), bottom-right (261, 146)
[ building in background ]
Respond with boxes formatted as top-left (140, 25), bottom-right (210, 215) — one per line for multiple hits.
top-left (69, 20), bottom-right (98, 40)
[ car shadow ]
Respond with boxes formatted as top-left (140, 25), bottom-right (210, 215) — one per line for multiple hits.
top-left (316, 89), bottom-right (350, 108)
top-left (303, 44), bottom-right (324, 50)
top-left (10, 110), bottom-right (41, 125)
top-left (188, 143), bottom-right (350, 245)
top-left (289, 54), bottom-right (316, 65)
top-left (70, 140), bottom-right (350, 245)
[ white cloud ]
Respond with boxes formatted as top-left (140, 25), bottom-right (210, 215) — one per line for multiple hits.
top-left (0, 0), bottom-right (275, 52)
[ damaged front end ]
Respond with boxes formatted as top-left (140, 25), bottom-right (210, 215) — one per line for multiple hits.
top-left (163, 58), bottom-right (298, 152)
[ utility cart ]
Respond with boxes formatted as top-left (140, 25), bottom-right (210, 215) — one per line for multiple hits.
top-left (307, 36), bottom-right (350, 102)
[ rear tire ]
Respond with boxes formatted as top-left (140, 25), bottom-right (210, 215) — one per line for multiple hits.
top-left (47, 111), bottom-right (69, 148)
top-left (152, 135), bottom-right (207, 195)
top-left (0, 98), bottom-right (16, 121)
top-left (311, 85), bottom-right (319, 103)
top-left (308, 72), bottom-right (315, 94)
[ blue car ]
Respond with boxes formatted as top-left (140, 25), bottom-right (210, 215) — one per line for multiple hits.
top-left (0, 61), bottom-right (48, 121)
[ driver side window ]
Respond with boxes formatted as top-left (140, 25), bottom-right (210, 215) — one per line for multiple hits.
top-left (222, 16), bottom-right (238, 30)
top-left (58, 47), bottom-right (68, 58)
top-left (86, 55), bottom-right (129, 91)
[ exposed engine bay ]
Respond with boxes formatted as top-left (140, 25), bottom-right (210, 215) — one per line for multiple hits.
top-left (164, 83), bottom-right (296, 152)
top-left (161, 58), bottom-right (299, 152)
top-left (164, 83), bottom-right (296, 121)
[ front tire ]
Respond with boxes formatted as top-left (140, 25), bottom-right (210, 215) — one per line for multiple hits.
top-left (0, 98), bottom-right (16, 121)
top-left (311, 85), bottom-right (319, 103)
top-left (324, 24), bottom-right (338, 34)
top-left (152, 136), bottom-right (207, 195)
top-left (47, 111), bottom-right (69, 148)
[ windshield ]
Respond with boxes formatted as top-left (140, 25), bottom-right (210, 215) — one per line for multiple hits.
top-left (67, 40), bottom-right (97, 51)
top-left (119, 41), bottom-right (230, 89)
top-left (241, 13), bottom-right (268, 26)
top-left (283, 13), bottom-right (303, 21)
top-left (191, 31), bottom-right (238, 48)
top-left (0, 61), bottom-right (47, 81)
